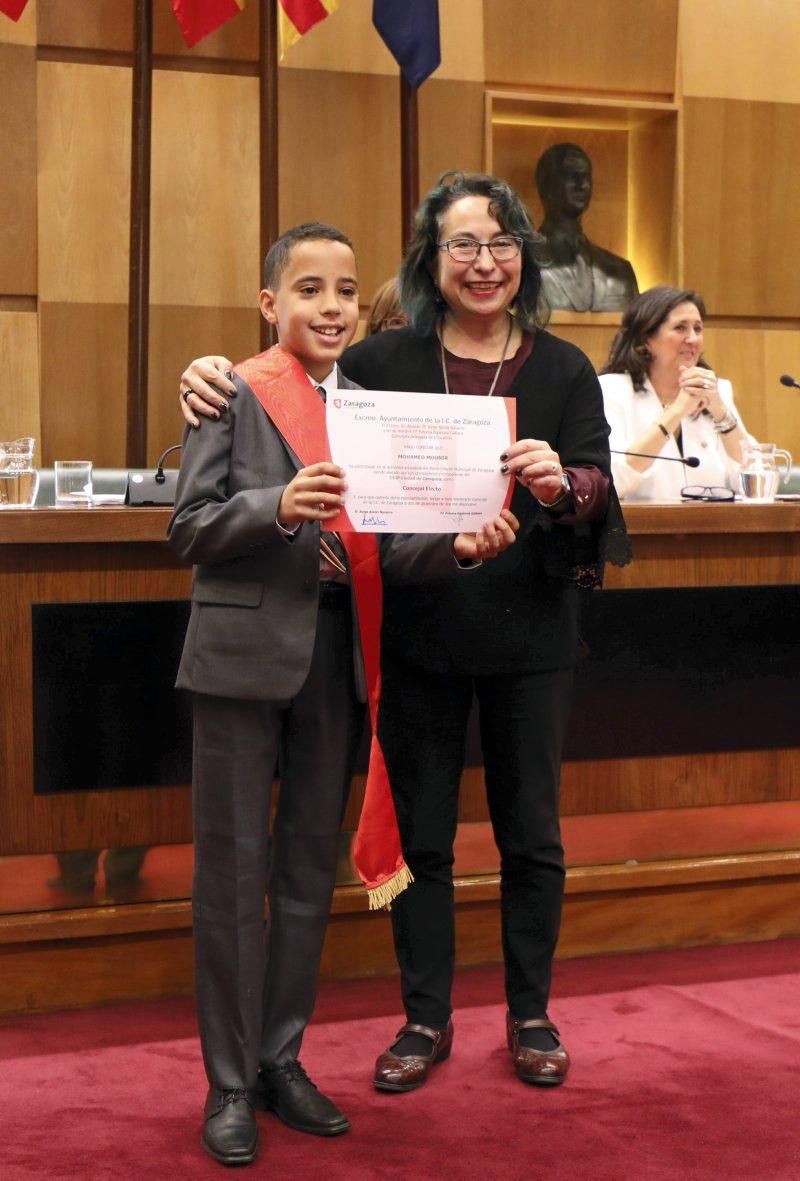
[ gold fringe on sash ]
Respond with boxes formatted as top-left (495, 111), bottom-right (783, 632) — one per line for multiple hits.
top-left (367, 863), bottom-right (414, 911)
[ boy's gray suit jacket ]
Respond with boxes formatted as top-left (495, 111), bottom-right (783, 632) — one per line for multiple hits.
top-left (168, 371), bottom-right (459, 702)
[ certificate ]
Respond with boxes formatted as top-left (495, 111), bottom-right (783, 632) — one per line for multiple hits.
top-left (326, 390), bottom-right (516, 533)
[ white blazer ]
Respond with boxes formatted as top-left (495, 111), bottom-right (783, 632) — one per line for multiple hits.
top-left (599, 372), bottom-right (747, 502)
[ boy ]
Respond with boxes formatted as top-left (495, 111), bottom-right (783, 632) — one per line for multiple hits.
top-left (168, 223), bottom-right (516, 1166)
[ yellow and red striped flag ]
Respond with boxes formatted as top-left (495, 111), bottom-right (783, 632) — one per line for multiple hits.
top-left (278, 0), bottom-right (338, 58)
top-left (172, 0), bottom-right (244, 48)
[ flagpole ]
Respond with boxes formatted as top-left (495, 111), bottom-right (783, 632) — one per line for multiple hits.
top-left (126, 0), bottom-right (152, 467)
top-left (399, 76), bottom-right (419, 252)
top-left (259, 0), bottom-right (279, 351)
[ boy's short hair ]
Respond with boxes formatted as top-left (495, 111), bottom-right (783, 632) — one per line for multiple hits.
top-left (263, 222), bottom-right (354, 290)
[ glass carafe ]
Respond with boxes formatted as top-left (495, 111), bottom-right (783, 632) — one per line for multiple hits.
top-left (0, 437), bottom-right (39, 509)
top-left (739, 441), bottom-right (792, 503)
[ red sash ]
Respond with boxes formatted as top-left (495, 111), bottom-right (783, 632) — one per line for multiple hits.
top-left (235, 346), bottom-right (412, 910)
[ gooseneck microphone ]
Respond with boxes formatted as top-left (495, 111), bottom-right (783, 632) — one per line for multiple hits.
top-left (780, 374), bottom-right (800, 390)
top-left (611, 449), bottom-right (701, 468)
top-left (155, 443), bottom-right (183, 484)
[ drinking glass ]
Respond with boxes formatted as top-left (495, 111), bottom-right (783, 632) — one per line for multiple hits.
top-left (55, 460), bottom-right (93, 507)
top-left (0, 437), bottom-right (39, 509)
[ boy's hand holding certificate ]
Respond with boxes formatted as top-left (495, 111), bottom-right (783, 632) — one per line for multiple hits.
top-left (326, 390), bottom-right (516, 533)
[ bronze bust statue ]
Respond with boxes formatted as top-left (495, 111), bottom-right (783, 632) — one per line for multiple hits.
top-left (535, 143), bottom-right (638, 313)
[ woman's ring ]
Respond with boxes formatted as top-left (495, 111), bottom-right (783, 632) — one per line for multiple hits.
top-left (703, 380), bottom-right (711, 389)
top-left (181, 388), bottom-right (191, 402)
top-left (551, 462), bottom-right (557, 473)
top-left (318, 502), bottom-right (325, 512)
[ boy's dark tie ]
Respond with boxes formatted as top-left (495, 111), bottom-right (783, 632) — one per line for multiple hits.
top-left (315, 380), bottom-right (348, 578)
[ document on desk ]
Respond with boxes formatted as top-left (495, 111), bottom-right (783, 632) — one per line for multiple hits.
top-left (326, 390), bottom-right (516, 533)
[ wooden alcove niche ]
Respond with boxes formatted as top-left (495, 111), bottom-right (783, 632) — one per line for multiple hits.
top-left (485, 89), bottom-right (681, 322)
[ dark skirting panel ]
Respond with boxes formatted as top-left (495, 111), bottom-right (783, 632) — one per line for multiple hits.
top-left (32, 601), bottom-right (191, 794)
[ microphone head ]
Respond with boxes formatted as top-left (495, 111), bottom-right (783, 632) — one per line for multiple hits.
top-left (684, 456), bottom-right (701, 468)
top-left (780, 374), bottom-right (799, 388)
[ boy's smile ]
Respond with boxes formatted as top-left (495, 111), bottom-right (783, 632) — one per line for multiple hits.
top-left (260, 240), bottom-right (360, 383)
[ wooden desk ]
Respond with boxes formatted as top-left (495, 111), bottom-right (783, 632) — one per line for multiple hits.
top-left (1, 504), bottom-right (799, 1011)
top-left (0, 508), bottom-right (192, 857)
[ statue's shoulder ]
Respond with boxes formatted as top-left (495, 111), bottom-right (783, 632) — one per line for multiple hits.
top-left (586, 240), bottom-right (636, 280)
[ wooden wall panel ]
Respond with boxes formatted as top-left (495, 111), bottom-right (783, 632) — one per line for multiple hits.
top-left (544, 321), bottom-right (618, 372)
top-left (702, 325), bottom-right (800, 464)
top-left (492, 124), bottom-right (630, 259)
top-left (152, 0), bottom-right (258, 60)
top-left (419, 79), bottom-right (484, 198)
top-left (0, 44), bottom-right (37, 295)
top-left (683, 97), bottom-right (800, 318)
top-left (150, 71), bottom-right (259, 308)
top-left (680, 0), bottom-right (800, 104)
top-left (278, 0), bottom-right (395, 76)
top-left (561, 748), bottom-right (800, 817)
top-left (0, 312), bottom-right (40, 444)
top-left (0, 0), bottom-right (35, 44)
top-left (484, 0), bottom-right (679, 98)
top-left (38, 303), bottom-right (127, 466)
top-left (281, 0), bottom-right (484, 81)
top-left (37, 62), bottom-right (131, 303)
top-left (37, 0), bottom-right (258, 59)
top-left (278, 70), bottom-right (401, 307)
top-left (148, 305), bottom-right (260, 464)
top-left (37, 0), bottom-right (133, 52)
top-left (629, 114), bottom-right (679, 290)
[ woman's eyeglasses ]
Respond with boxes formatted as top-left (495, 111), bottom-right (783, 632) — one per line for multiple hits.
top-left (437, 236), bottom-right (523, 263)
top-left (680, 485), bottom-right (735, 502)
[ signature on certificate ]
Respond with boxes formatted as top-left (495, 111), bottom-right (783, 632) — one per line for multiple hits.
top-left (361, 513), bottom-right (388, 527)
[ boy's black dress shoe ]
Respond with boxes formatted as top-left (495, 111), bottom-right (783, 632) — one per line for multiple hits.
top-left (201, 1087), bottom-right (258, 1166)
top-left (373, 1019), bottom-right (454, 1091)
top-left (251, 1059), bottom-right (350, 1136)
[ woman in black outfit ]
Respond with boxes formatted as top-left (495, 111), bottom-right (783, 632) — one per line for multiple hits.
top-left (179, 173), bottom-right (629, 1094)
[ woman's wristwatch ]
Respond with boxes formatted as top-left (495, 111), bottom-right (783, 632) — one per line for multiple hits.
top-left (537, 471), bottom-right (572, 509)
top-left (712, 409), bottom-right (739, 434)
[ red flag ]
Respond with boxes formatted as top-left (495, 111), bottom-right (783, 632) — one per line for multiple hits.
top-left (172, 0), bottom-right (243, 48)
top-left (278, 0), bottom-right (338, 57)
top-left (0, 0), bottom-right (31, 21)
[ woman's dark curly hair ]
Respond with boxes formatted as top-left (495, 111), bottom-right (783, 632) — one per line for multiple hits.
top-left (398, 172), bottom-right (547, 335)
top-left (601, 285), bottom-right (710, 391)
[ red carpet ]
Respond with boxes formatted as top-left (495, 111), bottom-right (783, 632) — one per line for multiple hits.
top-left (2, 940), bottom-right (800, 1179)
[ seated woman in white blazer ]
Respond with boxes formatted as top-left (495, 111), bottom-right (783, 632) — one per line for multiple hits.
top-left (598, 286), bottom-right (752, 501)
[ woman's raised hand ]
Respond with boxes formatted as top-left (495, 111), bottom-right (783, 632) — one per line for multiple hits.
top-left (500, 438), bottom-right (564, 504)
top-left (179, 355), bottom-right (236, 427)
top-left (453, 509), bottom-right (519, 561)
top-left (677, 365), bottom-right (723, 419)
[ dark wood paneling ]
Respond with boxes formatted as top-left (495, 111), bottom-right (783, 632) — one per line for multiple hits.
top-left (0, 928), bottom-right (194, 1013)
top-left (5, 853), bottom-right (799, 1011)
top-left (0, 45), bottom-right (37, 295)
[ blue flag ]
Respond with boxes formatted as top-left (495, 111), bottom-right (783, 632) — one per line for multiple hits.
top-left (373, 0), bottom-right (441, 89)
